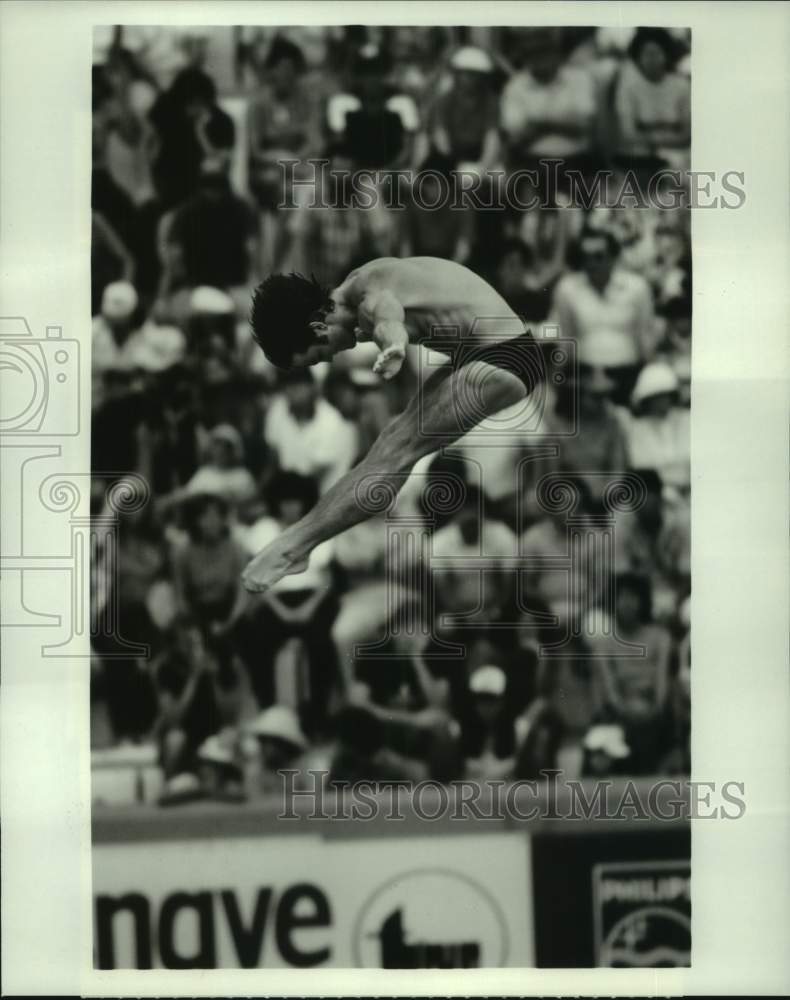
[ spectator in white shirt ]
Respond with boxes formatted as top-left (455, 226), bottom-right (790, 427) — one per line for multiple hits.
top-left (264, 368), bottom-right (358, 493)
top-left (620, 361), bottom-right (690, 492)
top-left (612, 28), bottom-right (690, 175)
top-left (92, 281), bottom-right (186, 409)
top-left (552, 228), bottom-right (657, 402)
top-left (500, 28), bottom-right (598, 190)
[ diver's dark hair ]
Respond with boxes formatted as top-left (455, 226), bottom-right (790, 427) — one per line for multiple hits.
top-left (249, 273), bottom-right (331, 369)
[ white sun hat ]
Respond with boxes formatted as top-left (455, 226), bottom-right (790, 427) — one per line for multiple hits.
top-left (247, 706), bottom-right (308, 752)
top-left (189, 285), bottom-right (236, 316)
top-left (469, 664), bottom-right (507, 697)
top-left (450, 46), bottom-right (494, 74)
top-left (584, 724), bottom-right (630, 759)
top-left (631, 362), bottom-right (679, 406)
top-left (101, 281), bottom-right (138, 320)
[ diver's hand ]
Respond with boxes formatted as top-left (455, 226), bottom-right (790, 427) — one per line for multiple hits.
top-left (373, 344), bottom-right (406, 380)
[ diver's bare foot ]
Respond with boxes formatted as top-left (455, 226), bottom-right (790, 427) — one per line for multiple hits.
top-left (242, 537), bottom-right (308, 593)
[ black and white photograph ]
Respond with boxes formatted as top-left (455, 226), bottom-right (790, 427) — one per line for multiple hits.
top-left (88, 20), bottom-right (695, 970)
top-left (1, 2), bottom-right (788, 995)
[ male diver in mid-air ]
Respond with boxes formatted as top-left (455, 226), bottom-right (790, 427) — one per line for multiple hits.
top-left (243, 256), bottom-right (543, 593)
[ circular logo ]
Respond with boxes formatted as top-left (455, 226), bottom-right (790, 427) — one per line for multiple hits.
top-left (602, 906), bottom-right (691, 967)
top-left (352, 868), bottom-right (508, 968)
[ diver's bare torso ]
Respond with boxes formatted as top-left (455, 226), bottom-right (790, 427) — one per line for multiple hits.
top-left (331, 257), bottom-right (527, 361)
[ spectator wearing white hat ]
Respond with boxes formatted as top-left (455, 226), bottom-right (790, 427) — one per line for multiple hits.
top-left (581, 723), bottom-right (631, 777)
top-left (196, 730), bottom-right (247, 802)
top-left (423, 46), bottom-right (501, 170)
top-left (92, 281), bottom-right (186, 408)
top-left (92, 281), bottom-right (140, 371)
top-left (181, 423), bottom-right (257, 508)
top-left (189, 284), bottom-right (237, 316)
top-left (462, 665), bottom-right (520, 781)
top-left (620, 360), bottom-right (690, 491)
top-left (246, 705), bottom-right (314, 795)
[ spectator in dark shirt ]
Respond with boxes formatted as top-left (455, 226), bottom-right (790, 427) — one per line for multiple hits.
top-left (149, 66), bottom-right (236, 209)
top-left (153, 625), bottom-right (226, 780)
top-left (402, 152), bottom-right (473, 262)
top-left (336, 629), bottom-right (462, 784)
top-left (162, 164), bottom-right (259, 292)
top-left (492, 238), bottom-right (549, 323)
top-left (461, 665), bottom-right (533, 781)
top-left (338, 46), bottom-right (415, 170)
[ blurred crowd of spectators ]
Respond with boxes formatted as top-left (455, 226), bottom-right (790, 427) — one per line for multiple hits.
top-left (90, 24), bottom-right (692, 806)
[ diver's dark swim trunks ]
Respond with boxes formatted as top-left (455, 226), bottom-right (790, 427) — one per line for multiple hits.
top-left (451, 330), bottom-right (546, 394)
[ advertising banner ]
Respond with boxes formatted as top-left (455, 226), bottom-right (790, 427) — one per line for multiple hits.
top-left (592, 860), bottom-right (691, 967)
top-left (93, 832), bottom-right (533, 969)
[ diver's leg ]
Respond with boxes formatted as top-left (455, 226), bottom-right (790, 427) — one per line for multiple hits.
top-left (242, 360), bottom-right (527, 592)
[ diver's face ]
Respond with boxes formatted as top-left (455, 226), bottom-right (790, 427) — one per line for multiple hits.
top-left (291, 342), bottom-right (332, 367)
top-left (292, 308), bottom-right (356, 366)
